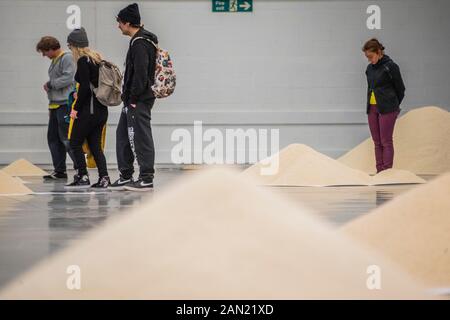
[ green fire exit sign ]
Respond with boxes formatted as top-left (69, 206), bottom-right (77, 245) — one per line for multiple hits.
top-left (212, 0), bottom-right (253, 13)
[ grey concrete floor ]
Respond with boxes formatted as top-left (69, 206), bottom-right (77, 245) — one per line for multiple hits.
top-left (0, 168), bottom-right (433, 289)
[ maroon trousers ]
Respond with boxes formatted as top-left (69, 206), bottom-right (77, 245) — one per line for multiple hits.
top-left (367, 105), bottom-right (399, 173)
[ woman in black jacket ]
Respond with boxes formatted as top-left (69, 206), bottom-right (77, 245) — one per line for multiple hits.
top-left (363, 38), bottom-right (405, 173)
top-left (65, 28), bottom-right (110, 189)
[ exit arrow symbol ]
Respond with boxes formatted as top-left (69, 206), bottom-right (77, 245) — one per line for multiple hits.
top-left (239, 1), bottom-right (251, 11)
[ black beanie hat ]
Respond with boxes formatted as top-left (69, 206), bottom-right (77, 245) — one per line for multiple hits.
top-left (117, 3), bottom-right (141, 26)
top-left (67, 27), bottom-right (89, 48)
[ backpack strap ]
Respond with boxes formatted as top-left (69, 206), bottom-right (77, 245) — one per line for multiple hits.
top-left (131, 36), bottom-right (159, 49)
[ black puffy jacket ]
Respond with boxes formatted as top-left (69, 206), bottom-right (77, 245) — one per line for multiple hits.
top-left (365, 55), bottom-right (405, 114)
top-left (122, 28), bottom-right (158, 105)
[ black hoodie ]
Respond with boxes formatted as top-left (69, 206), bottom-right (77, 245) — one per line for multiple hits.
top-left (122, 27), bottom-right (158, 105)
top-left (365, 55), bottom-right (405, 114)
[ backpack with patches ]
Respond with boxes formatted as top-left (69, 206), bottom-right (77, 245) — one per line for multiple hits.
top-left (132, 37), bottom-right (176, 99)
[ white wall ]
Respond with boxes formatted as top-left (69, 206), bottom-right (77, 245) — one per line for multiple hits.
top-left (0, 0), bottom-right (449, 165)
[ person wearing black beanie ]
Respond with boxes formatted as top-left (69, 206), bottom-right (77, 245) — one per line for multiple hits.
top-left (111, 3), bottom-right (159, 192)
top-left (116, 3), bottom-right (141, 27)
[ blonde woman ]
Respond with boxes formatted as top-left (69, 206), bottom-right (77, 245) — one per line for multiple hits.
top-left (65, 28), bottom-right (110, 189)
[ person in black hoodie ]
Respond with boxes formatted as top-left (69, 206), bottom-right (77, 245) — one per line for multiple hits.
top-left (65, 28), bottom-right (110, 189)
top-left (111, 3), bottom-right (158, 191)
top-left (363, 38), bottom-right (405, 173)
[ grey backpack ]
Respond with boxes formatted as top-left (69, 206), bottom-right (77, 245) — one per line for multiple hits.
top-left (93, 60), bottom-right (123, 107)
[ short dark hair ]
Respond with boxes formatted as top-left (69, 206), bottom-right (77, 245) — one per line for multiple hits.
top-left (36, 36), bottom-right (61, 52)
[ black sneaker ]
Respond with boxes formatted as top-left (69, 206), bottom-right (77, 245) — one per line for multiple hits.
top-left (109, 176), bottom-right (134, 191)
top-left (43, 171), bottom-right (68, 180)
top-left (91, 176), bottom-right (111, 189)
top-left (124, 178), bottom-right (153, 192)
top-left (64, 174), bottom-right (90, 189)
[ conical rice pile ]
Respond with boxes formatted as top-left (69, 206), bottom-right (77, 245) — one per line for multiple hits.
top-left (243, 144), bottom-right (425, 186)
top-left (0, 168), bottom-right (427, 299)
top-left (0, 171), bottom-right (33, 195)
top-left (370, 169), bottom-right (426, 185)
top-left (342, 173), bottom-right (450, 288)
top-left (339, 106), bottom-right (450, 175)
top-left (2, 159), bottom-right (47, 177)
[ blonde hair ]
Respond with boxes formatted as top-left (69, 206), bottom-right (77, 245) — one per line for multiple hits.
top-left (70, 46), bottom-right (103, 64)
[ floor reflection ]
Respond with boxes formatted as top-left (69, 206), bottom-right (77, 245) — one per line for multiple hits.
top-left (0, 170), bottom-right (432, 289)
